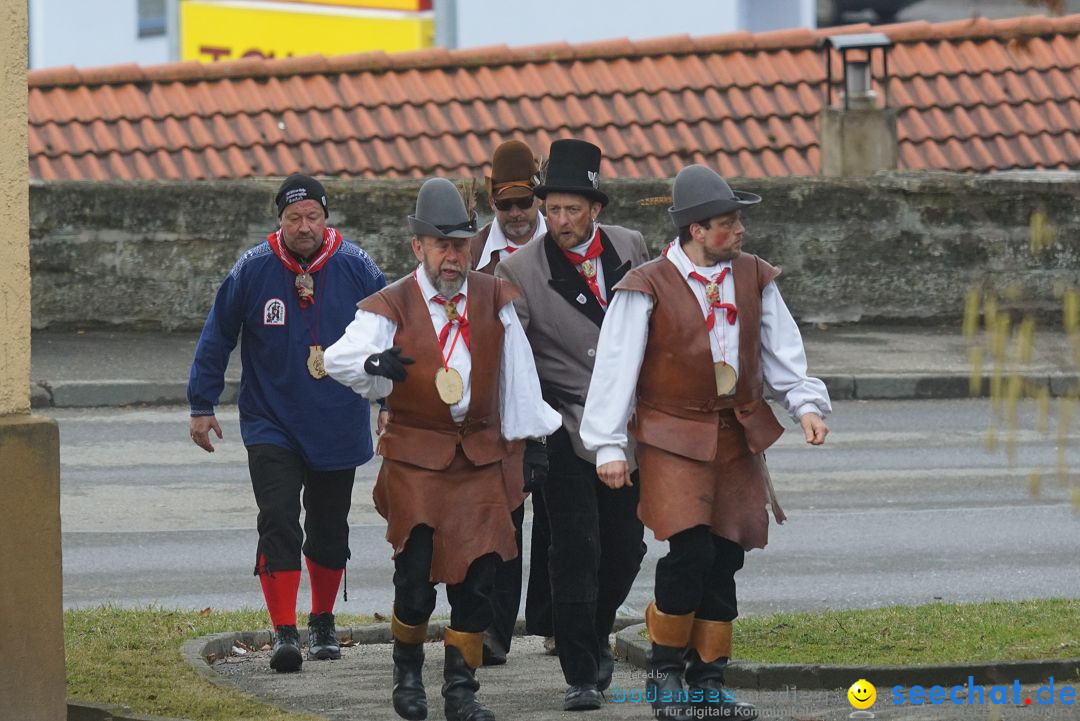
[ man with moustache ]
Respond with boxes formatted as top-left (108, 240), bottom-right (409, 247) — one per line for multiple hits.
top-left (580, 164), bottom-right (831, 720)
top-left (187, 174), bottom-right (386, 673)
top-left (469, 140), bottom-right (555, 666)
top-left (495, 139), bottom-right (649, 711)
top-left (324, 177), bottom-right (561, 721)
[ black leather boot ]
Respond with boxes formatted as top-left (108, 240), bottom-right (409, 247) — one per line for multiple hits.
top-left (442, 630), bottom-right (495, 721)
top-left (644, 601), bottom-right (695, 720)
top-left (685, 650), bottom-right (757, 719)
top-left (647, 643), bottom-right (696, 720)
top-left (392, 640), bottom-right (427, 720)
top-left (269, 624), bottom-right (303, 673)
top-left (307, 612), bottom-right (341, 660)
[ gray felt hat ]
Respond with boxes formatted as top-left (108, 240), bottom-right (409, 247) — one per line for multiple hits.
top-left (668, 165), bottom-right (761, 227)
top-left (408, 178), bottom-right (479, 239)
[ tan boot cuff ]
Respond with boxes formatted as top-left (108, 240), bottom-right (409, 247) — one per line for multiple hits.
top-left (444, 628), bottom-right (483, 669)
top-left (391, 612), bottom-right (428, 644)
top-left (690, 618), bottom-right (732, 664)
top-left (645, 601), bottom-right (695, 648)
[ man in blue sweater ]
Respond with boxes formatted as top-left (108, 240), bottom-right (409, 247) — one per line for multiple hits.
top-left (187, 174), bottom-right (386, 672)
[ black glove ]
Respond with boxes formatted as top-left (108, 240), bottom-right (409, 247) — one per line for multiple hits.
top-left (522, 438), bottom-right (549, 493)
top-left (364, 346), bottom-right (415, 382)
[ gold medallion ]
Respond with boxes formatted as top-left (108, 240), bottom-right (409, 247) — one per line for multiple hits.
top-left (434, 367), bottom-right (465, 405)
top-left (445, 301), bottom-right (460, 322)
top-left (714, 361), bottom-right (737, 396)
top-left (307, 344), bottom-right (327, 379)
top-left (705, 282), bottom-right (720, 304)
top-left (295, 272), bottom-right (314, 301)
top-left (580, 259), bottom-right (596, 279)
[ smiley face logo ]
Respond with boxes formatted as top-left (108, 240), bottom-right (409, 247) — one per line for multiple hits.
top-left (848, 679), bottom-right (877, 709)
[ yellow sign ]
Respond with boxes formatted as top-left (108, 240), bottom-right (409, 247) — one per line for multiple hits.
top-left (259, 0), bottom-right (429, 9)
top-left (180, 1), bottom-right (434, 64)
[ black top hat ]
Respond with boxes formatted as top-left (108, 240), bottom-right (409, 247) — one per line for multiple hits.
top-left (534, 139), bottom-right (609, 207)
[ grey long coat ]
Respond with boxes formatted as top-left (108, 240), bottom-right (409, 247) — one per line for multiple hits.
top-left (495, 224), bottom-right (650, 465)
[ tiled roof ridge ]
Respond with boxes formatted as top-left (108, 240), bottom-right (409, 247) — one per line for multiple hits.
top-left (28, 12), bottom-right (1080, 89)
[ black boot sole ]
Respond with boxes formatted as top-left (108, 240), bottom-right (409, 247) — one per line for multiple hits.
top-left (393, 696), bottom-right (428, 721)
top-left (443, 704), bottom-right (495, 721)
top-left (269, 646), bottom-right (303, 672)
top-left (308, 647), bottom-right (341, 660)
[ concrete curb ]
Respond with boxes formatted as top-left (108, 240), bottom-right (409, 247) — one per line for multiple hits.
top-left (32, 380), bottom-right (239, 409)
top-left (614, 623), bottom-right (1080, 690)
top-left (31, 374), bottom-right (1080, 408)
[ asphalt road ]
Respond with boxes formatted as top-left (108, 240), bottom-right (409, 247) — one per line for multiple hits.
top-left (58, 399), bottom-right (1080, 615)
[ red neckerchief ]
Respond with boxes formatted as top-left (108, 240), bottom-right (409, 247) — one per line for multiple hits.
top-left (560, 227), bottom-right (606, 307)
top-left (267, 227), bottom-right (342, 308)
top-left (663, 243), bottom-right (737, 329)
top-left (688, 268), bottom-right (737, 329)
top-left (434, 293), bottom-right (470, 350)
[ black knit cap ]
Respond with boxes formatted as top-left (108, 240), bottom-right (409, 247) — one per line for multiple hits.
top-left (275, 174), bottom-right (329, 218)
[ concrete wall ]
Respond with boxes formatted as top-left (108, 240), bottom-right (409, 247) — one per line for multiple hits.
top-left (29, 171), bottom-right (1080, 332)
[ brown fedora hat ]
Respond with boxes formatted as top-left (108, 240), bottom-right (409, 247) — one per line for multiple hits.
top-left (486, 140), bottom-right (540, 200)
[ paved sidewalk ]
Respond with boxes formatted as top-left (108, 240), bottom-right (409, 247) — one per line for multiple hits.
top-left (30, 325), bottom-right (1080, 407)
top-left (191, 627), bottom-right (1080, 721)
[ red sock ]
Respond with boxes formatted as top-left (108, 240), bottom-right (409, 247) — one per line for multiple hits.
top-left (306, 556), bottom-right (344, 615)
top-left (257, 554), bottom-right (300, 628)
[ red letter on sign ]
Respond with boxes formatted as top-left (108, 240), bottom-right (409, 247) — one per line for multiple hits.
top-left (200, 45), bottom-right (231, 61)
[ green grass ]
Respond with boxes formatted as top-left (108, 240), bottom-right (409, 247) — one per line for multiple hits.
top-left (65, 606), bottom-right (373, 721)
top-left (680, 599), bottom-right (1080, 666)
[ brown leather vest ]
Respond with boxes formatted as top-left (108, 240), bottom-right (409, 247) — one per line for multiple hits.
top-left (469, 225), bottom-right (497, 275)
top-left (358, 271), bottom-right (519, 470)
top-left (615, 252), bottom-right (785, 459)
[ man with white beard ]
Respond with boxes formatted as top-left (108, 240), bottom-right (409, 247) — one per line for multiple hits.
top-left (324, 177), bottom-right (560, 721)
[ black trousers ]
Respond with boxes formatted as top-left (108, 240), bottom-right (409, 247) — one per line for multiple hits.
top-left (544, 427), bottom-right (646, 685)
top-left (394, 524), bottom-right (499, 633)
top-left (524, 490), bottom-right (554, 636)
top-left (486, 493), bottom-right (555, 653)
top-left (485, 503), bottom-right (524, 654)
top-left (654, 524), bottom-right (745, 622)
top-left (247, 443), bottom-right (355, 574)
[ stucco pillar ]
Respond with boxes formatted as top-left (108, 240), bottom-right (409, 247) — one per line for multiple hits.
top-left (0, 1), bottom-right (66, 720)
top-left (0, 0), bottom-right (29, 413)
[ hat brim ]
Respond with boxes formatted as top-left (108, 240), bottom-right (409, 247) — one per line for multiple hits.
top-left (668, 190), bottom-right (761, 227)
top-left (534, 184), bottom-right (609, 207)
top-left (492, 185), bottom-right (535, 201)
top-left (408, 213), bottom-right (479, 239)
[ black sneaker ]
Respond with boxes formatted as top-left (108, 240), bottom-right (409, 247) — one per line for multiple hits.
top-left (563, 684), bottom-right (602, 711)
top-left (307, 612), bottom-right (341, 660)
top-left (269, 624), bottom-right (303, 672)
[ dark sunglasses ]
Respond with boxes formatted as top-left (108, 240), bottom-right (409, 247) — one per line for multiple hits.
top-left (494, 196), bottom-right (534, 211)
